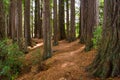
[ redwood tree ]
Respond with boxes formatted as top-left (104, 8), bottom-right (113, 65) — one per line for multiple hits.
top-left (34, 0), bottom-right (42, 38)
top-left (66, 0), bottom-right (70, 41)
top-left (80, 0), bottom-right (98, 51)
top-left (70, 0), bottom-right (76, 42)
top-left (9, 0), bottom-right (16, 40)
top-left (59, 0), bottom-right (66, 40)
top-left (0, 0), bottom-right (5, 40)
top-left (24, 0), bottom-right (31, 46)
top-left (42, 0), bottom-right (52, 60)
top-left (17, 0), bottom-right (22, 48)
top-left (87, 0), bottom-right (120, 78)
top-left (53, 0), bottom-right (59, 46)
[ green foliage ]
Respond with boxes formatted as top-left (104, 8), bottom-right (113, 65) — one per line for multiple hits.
top-left (92, 26), bottom-right (102, 49)
top-left (99, 0), bottom-right (104, 25)
top-left (3, 0), bottom-right (10, 15)
top-left (0, 39), bottom-right (25, 80)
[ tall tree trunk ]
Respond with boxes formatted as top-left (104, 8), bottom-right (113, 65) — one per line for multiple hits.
top-left (34, 0), bottom-right (38, 38)
top-left (66, 0), bottom-right (70, 41)
top-left (31, 0), bottom-right (34, 38)
top-left (87, 0), bottom-right (120, 78)
top-left (9, 0), bottom-right (16, 41)
top-left (53, 0), bottom-right (59, 46)
top-left (70, 0), bottom-right (76, 41)
top-left (38, 0), bottom-right (42, 39)
top-left (24, 0), bottom-right (31, 46)
top-left (80, 0), bottom-right (98, 51)
top-left (0, 0), bottom-right (5, 40)
top-left (34, 0), bottom-right (42, 38)
top-left (78, 2), bottom-right (81, 38)
top-left (17, 0), bottom-right (22, 49)
top-left (59, 0), bottom-right (66, 40)
top-left (39, 0), bottom-right (43, 38)
top-left (42, 0), bottom-right (52, 60)
top-left (80, 0), bottom-right (87, 44)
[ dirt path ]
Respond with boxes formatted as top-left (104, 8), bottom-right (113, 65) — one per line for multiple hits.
top-left (17, 40), bottom-right (119, 80)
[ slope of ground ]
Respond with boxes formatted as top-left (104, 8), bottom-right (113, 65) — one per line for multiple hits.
top-left (17, 39), bottom-right (119, 80)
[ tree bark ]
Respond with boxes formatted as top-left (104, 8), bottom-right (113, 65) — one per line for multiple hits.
top-left (66, 0), bottom-right (70, 41)
top-left (34, 0), bottom-right (38, 38)
top-left (53, 0), bottom-right (59, 46)
top-left (80, 0), bottom-right (98, 51)
top-left (9, 0), bottom-right (16, 41)
top-left (24, 0), bottom-right (31, 46)
top-left (42, 0), bottom-right (52, 60)
top-left (87, 0), bottom-right (120, 78)
top-left (78, 1), bottom-right (81, 38)
top-left (59, 0), bottom-right (66, 40)
top-left (34, 0), bottom-right (42, 38)
top-left (80, 0), bottom-right (87, 44)
top-left (17, 0), bottom-right (22, 49)
top-left (70, 0), bottom-right (76, 42)
top-left (0, 0), bottom-right (5, 40)
top-left (38, 0), bottom-right (42, 39)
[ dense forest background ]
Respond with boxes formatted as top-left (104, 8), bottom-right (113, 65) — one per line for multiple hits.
top-left (0, 0), bottom-right (120, 80)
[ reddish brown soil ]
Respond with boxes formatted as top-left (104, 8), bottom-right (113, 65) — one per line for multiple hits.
top-left (17, 39), bottom-right (120, 80)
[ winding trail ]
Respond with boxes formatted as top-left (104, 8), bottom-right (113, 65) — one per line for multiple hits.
top-left (17, 40), bottom-right (119, 80)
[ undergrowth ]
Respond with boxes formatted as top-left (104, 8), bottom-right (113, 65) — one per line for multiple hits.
top-left (92, 26), bottom-right (102, 49)
top-left (0, 39), bottom-right (25, 80)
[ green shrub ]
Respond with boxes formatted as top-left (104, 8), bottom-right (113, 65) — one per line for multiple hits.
top-left (0, 39), bottom-right (25, 80)
top-left (92, 26), bottom-right (102, 49)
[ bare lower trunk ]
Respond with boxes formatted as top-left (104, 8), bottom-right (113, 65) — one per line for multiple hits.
top-left (17, 0), bottom-right (22, 49)
top-left (42, 0), bottom-right (52, 60)
top-left (70, 0), bottom-right (76, 42)
top-left (0, 0), bottom-right (5, 40)
top-left (80, 0), bottom-right (98, 51)
top-left (66, 0), bottom-right (70, 41)
top-left (24, 0), bottom-right (31, 46)
top-left (87, 0), bottom-right (120, 78)
top-left (59, 0), bottom-right (66, 40)
top-left (53, 0), bottom-right (59, 46)
top-left (9, 0), bottom-right (16, 41)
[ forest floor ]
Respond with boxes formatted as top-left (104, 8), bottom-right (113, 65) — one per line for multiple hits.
top-left (17, 39), bottom-right (119, 80)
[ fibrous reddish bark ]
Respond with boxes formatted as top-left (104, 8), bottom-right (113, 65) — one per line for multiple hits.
top-left (80, 0), bottom-right (98, 51)
top-left (42, 0), bottom-right (52, 60)
top-left (53, 0), bottom-right (59, 46)
top-left (0, 0), bottom-right (5, 40)
top-left (87, 0), bottom-right (120, 78)
top-left (59, 0), bottom-right (66, 40)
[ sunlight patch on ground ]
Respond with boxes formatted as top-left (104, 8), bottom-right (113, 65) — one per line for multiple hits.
top-left (61, 62), bottom-right (75, 68)
top-left (70, 45), bottom-right (85, 56)
top-left (28, 43), bottom-right (43, 50)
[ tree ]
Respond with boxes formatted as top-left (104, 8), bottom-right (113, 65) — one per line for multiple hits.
top-left (53, 0), bottom-right (59, 46)
top-left (34, 0), bottom-right (38, 38)
top-left (78, 1), bottom-right (81, 38)
top-left (34, 0), bottom-right (42, 38)
top-left (9, 0), bottom-right (16, 40)
top-left (87, 0), bottom-right (120, 78)
top-left (40, 0), bottom-right (43, 38)
top-left (66, 0), bottom-right (70, 41)
top-left (59, 0), bottom-right (66, 40)
top-left (17, 0), bottom-right (22, 48)
top-left (80, 0), bottom-right (98, 51)
top-left (24, 0), bottom-right (31, 46)
top-left (31, 0), bottom-right (34, 38)
top-left (0, 0), bottom-right (5, 40)
top-left (70, 0), bottom-right (76, 42)
top-left (38, 0), bottom-right (42, 39)
top-left (42, 0), bottom-right (52, 60)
